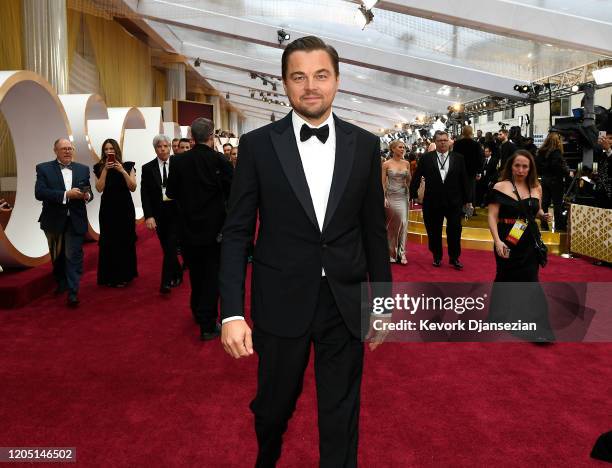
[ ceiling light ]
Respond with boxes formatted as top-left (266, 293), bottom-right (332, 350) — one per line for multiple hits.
top-left (250, 72), bottom-right (256, 79)
top-left (593, 67), bottom-right (612, 85)
top-left (194, 57), bottom-right (201, 67)
top-left (272, 83), bottom-right (277, 91)
top-left (250, 91), bottom-right (255, 98)
top-left (226, 92), bottom-right (230, 100)
top-left (277, 29), bottom-right (291, 45)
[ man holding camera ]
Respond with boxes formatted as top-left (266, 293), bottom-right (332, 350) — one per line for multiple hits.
top-left (35, 138), bottom-right (93, 307)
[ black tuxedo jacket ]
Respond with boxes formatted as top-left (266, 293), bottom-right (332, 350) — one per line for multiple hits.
top-left (219, 112), bottom-right (392, 338)
top-left (165, 144), bottom-right (233, 246)
top-left (452, 138), bottom-right (484, 177)
top-left (499, 140), bottom-right (517, 168)
top-left (409, 151), bottom-right (471, 209)
top-left (35, 160), bottom-right (92, 235)
top-left (140, 157), bottom-right (178, 221)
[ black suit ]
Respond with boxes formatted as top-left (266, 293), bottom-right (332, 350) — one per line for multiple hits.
top-left (476, 156), bottom-right (499, 206)
top-left (499, 140), bottom-right (517, 169)
top-left (409, 151), bottom-right (470, 262)
top-left (453, 137), bottom-right (484, 203)
top-left (140, 157), bottom-right (182, 288)
top-left (165, 144), bottom-right (233, 332)
top-left (219, 112), bottom-right (391, 466)
top-left (35, 160), bottom-right (93, 294)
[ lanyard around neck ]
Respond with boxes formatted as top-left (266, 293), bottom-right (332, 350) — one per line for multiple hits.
top-left (437, 153), bottom-right (449, 170)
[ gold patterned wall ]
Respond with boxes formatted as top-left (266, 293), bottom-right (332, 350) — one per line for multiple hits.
top-left (570, 204), bottom-right (612, 263)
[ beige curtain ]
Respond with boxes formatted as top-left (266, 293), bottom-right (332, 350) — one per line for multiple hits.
top-left (84, 13), bottom-right (152, 107)
top-left (67, 8), bottom-right (81, 71)
top-left (152, 68), bottom-right (166, 107)
top-left (0, 0), bottom-right (22, 178)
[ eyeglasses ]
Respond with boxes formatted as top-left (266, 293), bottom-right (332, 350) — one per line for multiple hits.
top-left (58, 147), bottom-right (74, 152)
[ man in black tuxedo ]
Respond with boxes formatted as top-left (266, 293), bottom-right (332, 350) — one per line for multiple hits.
top-left (218, 36), bottom-right (391, 467)
top-left (476, 145), bottom-right (499, 207)
top-left (141, 134), bottom-right (182, 294)
top-left (453, 125), bottom-right (484, 205)
top-left (410, 130), bottom-right (472, 269)
top-left (165, 118), bottom-right (233, 340)
top-left (35, 138), bottom-right (93, 306)
top-left (498, 128), bottom-right (517, 170)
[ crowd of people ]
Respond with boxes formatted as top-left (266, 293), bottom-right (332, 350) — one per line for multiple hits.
top-left (23, 34), bottom-right (612, 466)
top-left (32, 121), bottom-right (237, 343)
top-left (381, 124), bottom-right (612, 268)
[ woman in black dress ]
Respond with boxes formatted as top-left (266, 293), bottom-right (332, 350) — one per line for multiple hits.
top-left (487, 150), bottom-right (554, 341)
top-left (94, 139), bottom-right (138, 287)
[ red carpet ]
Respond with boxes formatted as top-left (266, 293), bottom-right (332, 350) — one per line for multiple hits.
top-left (0, 230), bottom-right (610, 467)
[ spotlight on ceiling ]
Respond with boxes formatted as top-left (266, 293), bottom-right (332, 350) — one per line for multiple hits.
top-left (194, 57), bottom-right (201, 67)
top-left (250, 72), bottom-right (256, 79)
top-left (271, 113), bottom-right (276, 122)
top-left (250, 90), bottom-right (255, 99)
top-left (226, 92), bottom-right (230, 100)
top-left (277, 29), bottom-right (291, 45)
top-left (262, 78), bottom-right (268, 86)
top-left (272, 82), bottom-right (277, 92)
top-left (356, 4), bottom-right (374, 30)
top-left (514, 84), bottom-right (531, 94)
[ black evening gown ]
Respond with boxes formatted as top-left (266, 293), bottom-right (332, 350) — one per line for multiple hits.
top-left (94, 161), bottom-right (138, 286)
top-left (487, 188), bottom-right (554, 341)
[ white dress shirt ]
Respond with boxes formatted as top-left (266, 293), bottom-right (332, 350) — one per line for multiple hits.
top-left (59, 160), bottom-right (73, 206)
top-left (222, 110), bottom-right (337, 325)
top-left (157, 157), bottom-right (170, 183)
top-left (436, 151), bottom-right (450, 182)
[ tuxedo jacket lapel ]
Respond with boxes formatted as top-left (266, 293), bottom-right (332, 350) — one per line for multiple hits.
top-left (270, 113), bottom-right (319, 232)
top-left (151, 161), bottom-right (162, 188)
top-left (322, 115), bottom-right (356, 232)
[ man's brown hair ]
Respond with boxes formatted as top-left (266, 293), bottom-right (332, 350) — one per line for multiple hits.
top-left (281, 36), bottom-right (339, 80)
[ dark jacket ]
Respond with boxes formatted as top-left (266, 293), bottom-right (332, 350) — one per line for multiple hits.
top-left (35, 160), bottom-right (92, 235)
top-left (141, 156), bottom-right (178, 222)
top-left (165, 144), bottom-right (233, 246)
top-left (409, 151), bottom-right (471, 208)
top-left (536, 149), bottom-right (569, 181)
top-left (218, 112), bottom-right (392, 339)
top-left (452, 137), bottom-right (484, 177)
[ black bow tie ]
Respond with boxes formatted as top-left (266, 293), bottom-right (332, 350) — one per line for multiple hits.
top-left (300, 124), bottom-right (329, 144)
top-left (58, 162), bottom-right (72, 170)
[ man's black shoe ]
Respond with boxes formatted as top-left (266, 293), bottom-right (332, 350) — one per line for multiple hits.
top-left (67, 292), bottom-right (79, 307)
top-left (432, 258), bottom-right (441, 267)
top-left (450, 259), bottom-right (464, 270)
top-left (160, 284), bottom-right (171, 294)
top-left (170, 277), bottom-right (182, 288)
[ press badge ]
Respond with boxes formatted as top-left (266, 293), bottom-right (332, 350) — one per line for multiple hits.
top-left (505, 220), bottom-right (528, 245)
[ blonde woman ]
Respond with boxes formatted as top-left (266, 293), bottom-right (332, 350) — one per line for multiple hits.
top-left (382, 140), bottom-right (411, 264)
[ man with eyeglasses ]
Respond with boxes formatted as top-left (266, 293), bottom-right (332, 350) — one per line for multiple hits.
top-left (35, 138), bottom-right (93, 307)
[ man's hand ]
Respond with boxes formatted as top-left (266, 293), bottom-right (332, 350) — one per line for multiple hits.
top-left (221, 320), bottom-right (254, 359)
top-left (145, 217), bottom-right (157, 230)
top-left (599, 136), bottom-right (611, 152)
top-left (66, 188), bottom-right (86, 200)
top-left (0, 198), bottom-right (12, 212)
top-left (366, 314), bottom-right (392, 351)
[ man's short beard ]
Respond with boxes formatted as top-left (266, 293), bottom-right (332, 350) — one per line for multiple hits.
top-left (289, 98), bottom-right (330, 122)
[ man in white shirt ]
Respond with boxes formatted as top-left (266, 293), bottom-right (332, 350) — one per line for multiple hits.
top-left (219, 36), bottom-right (391, 467)
top-left (141, 135), bottom-right (182, 294)
top-left (35, 138), bottom-right (92, 306)
top-left (410, 131), bottom-right (472, 269)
